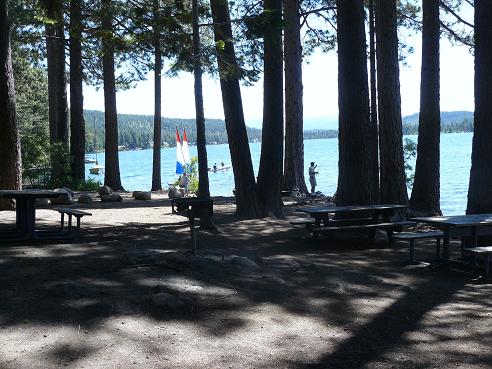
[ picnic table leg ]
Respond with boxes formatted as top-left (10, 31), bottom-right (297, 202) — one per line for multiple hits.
top-left (60, 213), bottom-right (65, 230)
top-left (409, 239), bottom-right (416, 264)
top-left (15, 198), bottom-right (25, 231)
top-left (313, 217), bottom-right (321, 239)
top-left (443, 231), bottom-right (450, 263)
top-left (436, 237), bottom-right (442, 260)
top-left (484, 254), bottom-right (490, 278)
top-left (189, 217), bottom-right (197, 255)
top-left (471, 226), bottom-right (478, 248)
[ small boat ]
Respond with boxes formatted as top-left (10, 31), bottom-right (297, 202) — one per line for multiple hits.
top-left (85, 157), bottom-right (96, 164)
top-left (89, 164), bottom-right (104, 175)
top-left (209, 164), bottom-right (232, 172)
top-left (89, 119), bottom-right (104, 175)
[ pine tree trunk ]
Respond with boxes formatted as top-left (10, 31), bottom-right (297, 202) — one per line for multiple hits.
top-left (45, 0), bottom-right (69, 180)
top-left (69, 0), bottom-right (86, 183)
top-left (209, 0), bottom-right (261, 218)
top-left (192, 0), bottom-right (213, 228)
top-left (0, 2), bottom-right (22, 210)
top-left (101, 0), bottom-right (123, 191)
top-left (151, 0), bottom-right (162, 191)
top-left (368, 0), bottom-right (380, 202)
top-left (467, 0), bottom-right (492, 214)
top-left (257, 0), bottom-right (284, 217)
top-left (410, 0), bottom-right (441, 215)
top-left (375, 0), bottom-right (408, 207)
top-left (336, 0), bottom-right (374, 206)
top-left (282, 0), bottom-right (307, 194)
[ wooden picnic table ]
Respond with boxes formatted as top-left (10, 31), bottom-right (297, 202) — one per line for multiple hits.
top-left (296, 204), bottom-right (408, 240)
top-left (297, 204), bottom-right (407, 227)
top-left (412, 214), bottom-right (492, 263)
top-left (0, 189), bottom-right (61, 241)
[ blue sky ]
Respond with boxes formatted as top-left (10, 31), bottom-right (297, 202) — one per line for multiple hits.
top-left (82, 30), bottom-right (474, 130)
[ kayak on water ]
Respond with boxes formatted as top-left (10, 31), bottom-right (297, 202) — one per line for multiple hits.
top-left (209, 165), bottom-right (232, 172)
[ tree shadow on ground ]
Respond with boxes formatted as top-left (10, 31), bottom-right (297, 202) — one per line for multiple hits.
top-left (0, 204), bottom-right (491, 368)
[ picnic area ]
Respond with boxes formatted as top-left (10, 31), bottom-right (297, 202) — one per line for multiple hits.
top-left (1, 192), bottom-right (491, 368)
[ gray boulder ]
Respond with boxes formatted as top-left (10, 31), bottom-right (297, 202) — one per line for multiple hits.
top-left (168, 186), bottom-right (183, 199)
top-left (133, 191), bottom-right (151, 201)
top-left (98, 185), bottom-right (113, 196)
top-left (225, 255), bottom-right (260, 270)
top-left (101, 193), bottom-right (123, 202)
top-left (61, 187), bottom-right (75, 198)
top-left (35, 198), bottom-right (50, 207)
top-left (77, 194), bottom-right (93, 204)
top-left (50, 188), bottom-right (74, 205)
top-left (152, 293), bottom-right (185, 311)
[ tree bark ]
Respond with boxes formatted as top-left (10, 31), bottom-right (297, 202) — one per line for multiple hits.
top-left (69, 0), bottom-right (86, 183)
top-left (209, 0), bottom-right (261, 218)
top-left (151, 0), bottom-right (162, 191)
top-left (101, 0), bottom-right (123, 191)
top-left (410, 0), bottom-right (441, 215)
top-left (282, 0), bottom-right (307, 194)
top-left (375, 0), bottom-right (408, 207)
top-left (466, 0), bottom-right (492, 214)
top-left (257, 0), bottom-right (284, 217)
top-left (44, 0), bottom-right (69, 180)
top-left (368, 0), bottom-right (380, 202)
top-left (336, 0), bottom-right (374, 206)
top-left (192, 0), bottom-right (213, 228)
top-left (0, 2), bottom-right (22, 210)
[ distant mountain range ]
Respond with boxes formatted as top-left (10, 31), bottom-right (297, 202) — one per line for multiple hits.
top-left (402, 111), bottom-right (473, 135)
top-left (304, 111), bottom-right (474, 134)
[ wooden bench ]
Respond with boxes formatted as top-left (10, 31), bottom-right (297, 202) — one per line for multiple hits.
top-left (466, 246), bottom-right (492, 278)
top-left (313, 221), bottom-right (415, 242)
top-left (53, 208), bottom-right (92, 235)
top-left (393, 231), bottom-right (443, 263)
top-left (289, 219), bottom-right (316, 229)
top-left (290, 217), bottom-right (375, 229)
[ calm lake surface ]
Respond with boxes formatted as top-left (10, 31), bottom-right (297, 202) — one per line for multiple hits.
top-left (86, 132), bottom-right (472, 216)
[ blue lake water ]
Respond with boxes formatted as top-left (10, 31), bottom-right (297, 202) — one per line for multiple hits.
top-left (86, 132), bottom-right (473, 216)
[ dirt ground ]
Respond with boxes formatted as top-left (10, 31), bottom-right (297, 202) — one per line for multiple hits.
top-left (0, 193), bottom-right (491, 369)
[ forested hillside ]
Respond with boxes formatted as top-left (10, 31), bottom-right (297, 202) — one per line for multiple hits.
top-left (84, 110), bottom-right (338, 152)
top-left (402, 111), bottom-right (474, 134)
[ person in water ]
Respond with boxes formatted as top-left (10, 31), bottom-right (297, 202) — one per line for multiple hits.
top-left (221, 161), bottom-right (225, 167)
top-left (213, 163), bottom-right (218, 171)
top-left (309, 162), bottom-right (318, 194)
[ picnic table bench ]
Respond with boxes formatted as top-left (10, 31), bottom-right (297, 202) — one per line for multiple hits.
top-left (393, 231), bottom-right (443, 263)
top-left (53, 208), bottom-right (92, 235)
top-left (313, 221), bottom-right (415, 242)
top-left (467, 246), bottom-right (492, 278)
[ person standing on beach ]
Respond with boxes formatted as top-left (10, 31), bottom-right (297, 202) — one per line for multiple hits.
top-left (309, 162), bottom-right (318, 194)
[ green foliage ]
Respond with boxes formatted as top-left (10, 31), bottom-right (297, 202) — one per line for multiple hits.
top-left (173, 156), bottom-right (199, 195)
top-left (73, 177), bottom-right (102, 191)
top-left (403, 138), bottom-right (417, 187)
top-left (11, 44), bottom-right (50, 170)
top-left (48, 142), bottom-right (72, 188)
